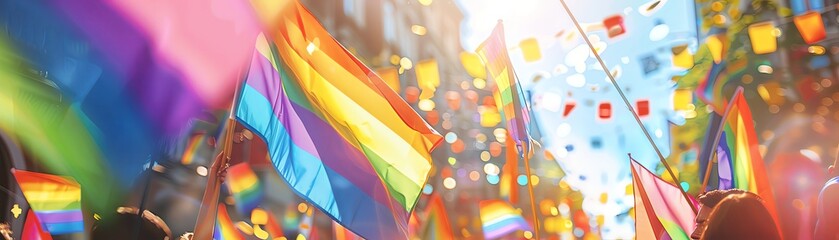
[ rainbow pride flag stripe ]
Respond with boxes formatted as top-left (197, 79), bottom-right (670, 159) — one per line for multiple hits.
top-left (238, 1), bottom-right (442, 238)
top-left (12, 169), bottom-right (84, 235)
top-left (479, 200), bottom-right (531, 239)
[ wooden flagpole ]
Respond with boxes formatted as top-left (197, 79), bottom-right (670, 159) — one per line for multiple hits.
top-left (700, 87), bottom-right (743, 192)
top-left (558, 0), bottom-right (697, 214)
top-left (520, 143), bottom-right (541, 240)
top-left (193, 77), bottom-right (245, 239)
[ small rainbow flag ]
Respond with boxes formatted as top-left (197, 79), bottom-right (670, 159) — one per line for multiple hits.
top-left (479, 200), bottom-right (531, 239)
top-left (476, 22), bottom-right (533, 148)
top-left (225, 162), bottom-right (263, 215)
top-left (12, 169), bottom-right (83, 235)
top-left (422, 195), bottom-right (453, 240)
top-left (712, 88), bottom-right (781, 234)
top-left (213, 204), bottom-right (244, 240)
top-left (631, 159), bottom-right (696, 240)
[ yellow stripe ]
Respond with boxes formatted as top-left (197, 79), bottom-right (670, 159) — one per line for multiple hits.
top-left (273, 18), bottom-right (433, 209)
top-left (229, 174), bottom-right (258, 193)
top-left (20, 190), bottom-right (81, 203)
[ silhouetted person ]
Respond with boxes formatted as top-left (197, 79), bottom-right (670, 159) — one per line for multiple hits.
top-left (90, 207), bottom-right (171, 240)
top-left (815, 146), bottom-right (839, 240)
top-left (691, 189), bottom-right (747, 239)
top-left (701, 192), bottom-right (781, 240)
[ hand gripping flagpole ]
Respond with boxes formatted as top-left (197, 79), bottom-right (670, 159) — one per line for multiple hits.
top-left (557, 0), bottom-right (697, 214)
top-left (193, 76), bottom-right (246, 239)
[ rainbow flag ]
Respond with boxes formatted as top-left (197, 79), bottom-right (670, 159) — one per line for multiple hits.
top-left (225, 163), bottom-right (263, 215)
top-left (422, 195), bottom-right (454, 240)
top-left (712, 88), bottom-right (781, 233)
top-left (22, 209), bottom-right (53, 240)
top-left (213, 204), bottom-right (244, 240)
top-left (630, 159), bottom-right (696, 240)
top-left (476, 22), bottom-right (533, 148)
top-left (0, 0), bottom-right (262, 208)
top-left (11, 169), bottom-right (84, 235)
top-left (238, 1), bottom-right (442, 238)
top-left (479, 200), bottom-right (531, 239)
top-left (695, 49), bottom-right (748, 113)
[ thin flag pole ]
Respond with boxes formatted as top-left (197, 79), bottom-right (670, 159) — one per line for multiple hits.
top-left (700, 87), bottom-right (743, 192)
top-left (699, 150), bottom-right (717, 192)
top-left (193, 74), bottom-right (247, 239)
top-left (509, 64), bottom-right (541, 239)
top-left (557, 0), bottom-right (697, 214)
top-left (519, 144), bottom-right (541, 239)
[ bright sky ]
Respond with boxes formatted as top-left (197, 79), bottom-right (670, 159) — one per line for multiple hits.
top-left (455, 0), bottom-right (699, 238)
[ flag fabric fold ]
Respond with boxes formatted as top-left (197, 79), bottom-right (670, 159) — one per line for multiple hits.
top-left (11, 169), bottom-right (84, 235)
top-left (711, 88), bottom-right (781, 233)
top-left (236, 1), bottom-right (442, 238)
top-left (631, 160), bottom-right (696, 240)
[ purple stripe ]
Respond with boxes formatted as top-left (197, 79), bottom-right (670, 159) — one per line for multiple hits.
top-left (46, 0), bottom-right (203, 133)
top-left (35, 210), bottom-right (83, 223)
top-left (241, 52), bottom-right (401, 213)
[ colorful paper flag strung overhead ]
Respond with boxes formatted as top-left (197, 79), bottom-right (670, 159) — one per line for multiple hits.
top-left (416, 59), bottom-right (441, 99)
top-left (711, 88), bottom-right (781, 233)
top-left (671, 44), bottom-right (694, 69)
top-left (630, 159), bottom-right (697, 240)
top-left (794, 11), bottom-right (826, 44)
top-left (479, 200), bottom-right (532, 239)
top-left (476, 22), bottom-right (534, 149)
top-left (11, 169), bottom-right (84, 235)
top-left (748, 21), bottom-right (777, 54)
top-left (239, 1), bottom-right (443, 238)
top-left (519, 38), bottom-right (542, 62)
top-left (225, 163), bottom-right (263, 216)
top-left (603, 15), bottom-right (627, 38)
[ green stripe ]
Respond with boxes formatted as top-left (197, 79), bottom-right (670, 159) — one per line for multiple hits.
top-left (357, 142), bottom-right (421, 212)
top-left (660, 217), bottom-right (690, 240)
top-left (31, 201), bottom-right (81, 212)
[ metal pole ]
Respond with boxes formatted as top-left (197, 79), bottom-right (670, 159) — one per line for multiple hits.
top-left (558, 0), bottom-right (697, 214)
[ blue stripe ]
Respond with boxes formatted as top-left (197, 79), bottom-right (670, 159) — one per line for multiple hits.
top-left (236, 85), bottom-right (403, 238)
top-left (45, 221), bottom-right (84, 235)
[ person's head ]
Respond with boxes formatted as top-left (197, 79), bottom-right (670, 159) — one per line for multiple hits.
top-left (829, 144), bottom-right (839, 176)
top-left (691, 189), bottom-right (747, 239)
top-left (700, 192), bottom-right (781, 240)
top-left (91, 207), bottom-right (172, 240)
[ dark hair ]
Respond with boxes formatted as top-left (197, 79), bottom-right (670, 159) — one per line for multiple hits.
top-left (698, 189), bottom-right (747, 208)
top-left (701, 192), bottom-right (781, 240)
top-left (91, 207), bottom-right (172, 240)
